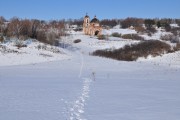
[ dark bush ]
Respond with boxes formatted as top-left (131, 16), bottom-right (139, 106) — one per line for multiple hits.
top-left (37, 31), bottom-right (47, 44)
top-left (171, 37), bottom-right (179, 43)
top-left (100, 19), bottom-right (118, 28)
top-left (53, 39), bottom-right (60, 46)
top-left (146, 27), bottom-right (157, 34)
top-left (175, 43), bottom-right (180, 50)
top-left (147, 32), bottom-right (152, 37)
top-left (121, 18), bottom-right (144, 28)
top-left (0, 16), bottom-right (66, 46)
top-left (121, 34), bottom-right (144, 40)
top-left (111, 32), bottom-right (121, 37)
top-left (144, 19), bottom-right (155, 29)
top-left (15, 40), bottom-right (27, 49)
top-left (164, 23), bottom-right (171, 32)
top-left (156, 21), bottom-right (161, 28)
top-left (173, 43), bottom-right (180, 51)
top-left (92, 40), bottom-right (171, 61)
top-left (171, 28), bottom-right (180, 36)
top-left (144, 19), bottom-right (157, 34)
top-left (98, 35), bottom-right (108, 40)
top-left (16, 44), bottom-right (27, 49)
top-left (74, 39), bottom-right (81, 43)
top-left (160, 34), bottom-right (174, 41)
top-left (135, 26), bottom-right (146, 33)
top-left (36, 31), bottom-right (58, 46)
top-left (0, 36), bottom-right (4, 42)
top-left (161, 34), bottom-right (180, 43)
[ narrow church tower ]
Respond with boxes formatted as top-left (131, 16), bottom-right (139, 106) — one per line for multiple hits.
top-left (83, 14), bottom-right (90, 34)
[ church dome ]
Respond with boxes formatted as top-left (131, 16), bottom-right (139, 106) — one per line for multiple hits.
top-left (90, 16), bottom-right (100, 23)
top-left (85, 14), bottom-right (89, 18)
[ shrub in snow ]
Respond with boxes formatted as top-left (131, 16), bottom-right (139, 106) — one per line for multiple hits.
top-left (147, 32), bottom-right (152, 37)
top-left (37, 31), bottom-right (47, 43)
top-left (19, 35), bottom-right (28, 41)
top-left (146, 27), bottom-right (157, 34)
top-left (37, 31), bottom-right (60, 46)
top-left (171, 36), bottom-right (180, 43)
top-left (73, 39), bottom-right (81, 43)
top-left (14, 40), bottom-right (27, 49)
top-left (120, 18), bottom-right (144, 29)
top-left (171, 27), bottom-right (180, 36)
top-left (177, 43), bottom-right (180, 49)
top-left (37, 44), bottom-right (61, 53)
top-left (37, 44), bottom-right (47, 50)
top-left (164, 23), bottom-right (171, 32)
top-left (121, 34), bottom-right (144, 40)
top-left (156, 20), bottom-right (171, 32)
top-left (161, 34), bottom-right (180, 43)
top-left (98, 35), bottom-right (108, 40)
top-left (157, 21), bottom-right (161, 28)
top-left (135, 26), bottom-right (146, 34)
top-left (144, 19), bottom-right (155, 29)
top-left (39, 53), bottom-right (52, 57)
top-left (53, 39), bottom-right (60, 46)
top-left (100, 19), bottom-right (118, 28)
top-left (144, 19), bottom-right (157, 34)
top-left (161, 34), bottom-right (174, 41)
top-left (92, 40), bottom-right (171, 61)
top-left (0, 45), bottom-right (19, 54)
top-left (0, 35), bottom-right (4, 42)
top-left (174, 43), bottom-right (180, 51)
top-left (111, 32), bottom-right (121, 38)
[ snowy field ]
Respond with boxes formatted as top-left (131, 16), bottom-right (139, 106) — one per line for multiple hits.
top-left (0, 40), bottom-right (70, 66)
top-left (0, 30), bottom-right (180, 120)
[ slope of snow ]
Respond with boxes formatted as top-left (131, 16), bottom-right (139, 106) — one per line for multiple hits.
top-left (140, 29), bottom-right (172, 40)
top-left (138, 51), bottom-right (180, 68)
top-left (170, 24), bottom-right (179, 28)
top-left (0, 30), bottom-right (180, 120)
top-left (63, 32), bottom-right (139, 54)
top-left (0, 50), bottom-right (180, 120)
top-left (0, 40), bottom-right (70, 66)
top-left (102, 28), bottom-right (137, 35)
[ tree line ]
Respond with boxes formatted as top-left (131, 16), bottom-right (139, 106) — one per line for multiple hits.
top-left (1, 16), bottom-right (180, 44)
top-left (0, 16), bottom-right (66, 45)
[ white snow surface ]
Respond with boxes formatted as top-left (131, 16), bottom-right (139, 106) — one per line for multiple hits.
top-left (0, 40), bottom-right (70, 66)
top-left (170, 24), bottom-right (179, 28)
top-left (102, 28), bottom-right (137, 35)
top-left (0, 30), bottom-right (180, 120)
top-left (140, 29), bottom-right (172, 40)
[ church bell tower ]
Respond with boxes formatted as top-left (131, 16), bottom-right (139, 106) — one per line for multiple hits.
top-left (83, 13), bottom-right (90, 34)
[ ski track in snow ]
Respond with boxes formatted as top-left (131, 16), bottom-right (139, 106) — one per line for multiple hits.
top-left (68, 78), bottom-right (92, 120)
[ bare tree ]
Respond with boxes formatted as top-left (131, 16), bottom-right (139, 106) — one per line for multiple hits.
top-left (30, 19), bottom-right (41, 39)
top-left (0, 16), bottom-right (6, 24)
top-left (8, 17), bottom-right (23, 39)
top-left (121, 18), bottom-right (144, 28)
top-left (100, 19), bottom-right (118, 28)
top-left (20, 19), bottom-right (31, 39)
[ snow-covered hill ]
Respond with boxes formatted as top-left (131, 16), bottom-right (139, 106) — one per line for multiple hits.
top-left (0, 39), bottom-right (70, 66)
top-left (0, 29), bottom-right (180, 120)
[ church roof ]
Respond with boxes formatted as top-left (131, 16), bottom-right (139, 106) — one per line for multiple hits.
top-left (84, 13), bottom-right (89, 18)
top-left (90, 16), bottom-right (100, 23)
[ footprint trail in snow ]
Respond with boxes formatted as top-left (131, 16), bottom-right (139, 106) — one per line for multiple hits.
top-left (67, 78), bottom-right (92, 120)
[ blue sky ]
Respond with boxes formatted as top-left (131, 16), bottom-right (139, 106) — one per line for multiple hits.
top-left (0, 0), bottom-right (180, 20)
